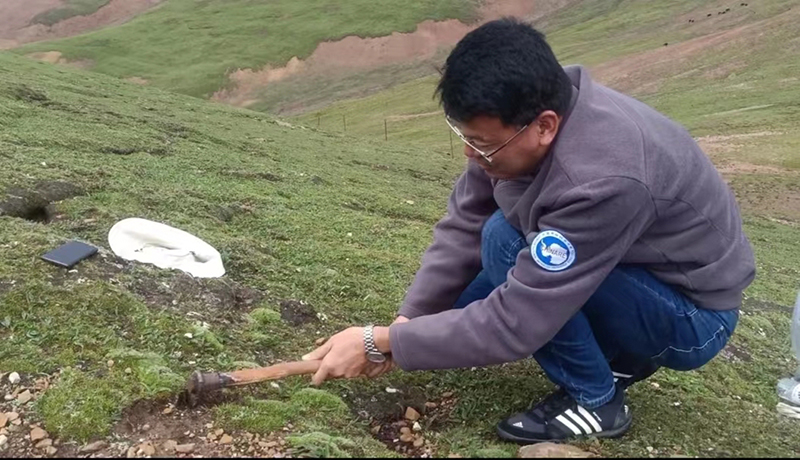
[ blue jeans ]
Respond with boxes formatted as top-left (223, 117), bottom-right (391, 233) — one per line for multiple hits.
top-left (455, 210), bottom-right (739, 409)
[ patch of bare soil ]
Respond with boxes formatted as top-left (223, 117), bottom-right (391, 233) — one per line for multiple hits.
top-left (342, 384), bottom-right (458, 457)
top-left (0, 180), bottom-right (84, 223)
top-left (0, 0), bottom-right (164, 50)
top-left (590, 6), bottom-right (800, 95)
top-left (212, 0), bottom-right (577, 107)
top-left (26, 50), bottom-right (93, 69)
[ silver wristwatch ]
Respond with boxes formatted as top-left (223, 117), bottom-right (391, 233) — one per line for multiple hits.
top-left (364, 325), bottom-right (387, 363)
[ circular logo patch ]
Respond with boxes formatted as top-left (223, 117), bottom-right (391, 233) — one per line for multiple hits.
top-left (531, 230), bottom-right (576, 272)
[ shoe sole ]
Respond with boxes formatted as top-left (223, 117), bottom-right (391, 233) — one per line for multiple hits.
top-left (496, 415), bottom-right (632, 444)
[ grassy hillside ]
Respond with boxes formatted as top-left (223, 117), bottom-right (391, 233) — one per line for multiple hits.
top-left (13, 0), bottom-right (478, 98)
top-left (2, 42), bottom-right (800, 458)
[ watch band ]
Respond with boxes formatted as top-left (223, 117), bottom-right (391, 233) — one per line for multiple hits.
top-left (364, 324), bottom-right (381, 354)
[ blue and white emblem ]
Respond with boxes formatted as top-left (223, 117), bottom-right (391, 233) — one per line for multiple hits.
top-left (531, 230), bottom-right (576, 272)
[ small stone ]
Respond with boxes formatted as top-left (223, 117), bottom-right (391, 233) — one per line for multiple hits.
top-left (207, 432), bottom-right (217, 441)
top-left (162, 440), bottom-right (178, 452)
top-left (263, 441), bottom-right (278, 448)
top-left (315, 337), bottom-right (327, 346)
top-left (447, 454), bottom-right (462, 458)
top-left (163, 406), bottom-right (174, 415)
top-left (127, 446), bottom-right (137, 458)
top-left (400, 427), bottom-right (411, 435)
top-left (371, 425), bottom-right (381, 435)
top-left (11, 420), bottom-right (21, 426)
top-left (424, 402), bottom-right (437, 409)
top-left (107, 360), bottom-right (114, 368)
top-left (80, 440), bottom-right (108, 453)
top-left (413, 437), bottom-right (424, 448)
top-left (30, 427), bottom-right (48, 442)
top-left (385, 387), bottom-right (399, 394)
top-left (124, 368), bottom-right (132, 374)
top-left (0, 413), bottom-right (7, 428)
top-left (248, 446), bottom-right (255, 453)
top-left (205, 423), bottom-right (214, 429)
top-left (441, 392), bottom-right (454, 398)
top-left (405, 407), bottom-right (420, 421)
top-left (518, 442), bottom-right (594, 458)
top-left (399, 433), bottom-right (414, 443)
top-left (3, 395), bottom-right (13, 401)
top-left (647, 446), bottom-right (654, 453)
top-left (220, 434), bottom-right (233, 444)
top-left (176, 443), bottom-right (195, 453)
top-left (8, 373), bottom-right (20, 385)
top-left (139, 442), bottom-right (155, 456)
top-left (651, 382), bottom-right (660, 389)
top-left (270, 382), bottom-right (280, 389)
top-left (141, 424), bottom-right (150, 432)
top-left (46, 446), bottom-right (57, 455)
top-left (6, 413), bottom-right (19, 422)
top-left (0, 435), bottom-right (7, 447)
top-left (36, 439), bottom-right (53, 449)
top-left (215, 428), bottom-right (224, 436)
top-left (188, 433), bottom-right (195, 439)
top-left (413, 422), bottom-right (422, 432)
top-left (279, 439), bottom-right (286, 446)
top-left (17, 390), bottom-right (32, 404)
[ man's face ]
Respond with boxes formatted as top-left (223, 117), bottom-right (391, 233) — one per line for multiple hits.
top-left (452, 112), bottom-right (560, 180)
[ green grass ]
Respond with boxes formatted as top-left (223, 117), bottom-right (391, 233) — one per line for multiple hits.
top-left (3, 2), bottom-right (800, 453)
top-left (30, 0), bottom-right (112, 27)
top-left (14, 0), bottom-right (478, 98)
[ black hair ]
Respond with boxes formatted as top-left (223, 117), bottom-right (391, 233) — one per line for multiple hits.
top-left (436, 18), bottom-right (573, 126)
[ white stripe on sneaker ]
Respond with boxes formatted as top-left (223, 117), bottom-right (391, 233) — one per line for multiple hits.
top-left (578, 406), bottom-right (603, 433)
top-left (555, 415), bottom-right (582, 435)
top-left (565, 409), bottom-right (593, 434)
top-left (612, 371), bottom-right (633, 379)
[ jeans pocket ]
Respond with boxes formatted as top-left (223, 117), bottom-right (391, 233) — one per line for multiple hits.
top-left (653, 309), bottom-right (736, 371)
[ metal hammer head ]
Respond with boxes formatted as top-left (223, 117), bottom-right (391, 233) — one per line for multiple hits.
top-left (181, 371), bottom-right (227, 408)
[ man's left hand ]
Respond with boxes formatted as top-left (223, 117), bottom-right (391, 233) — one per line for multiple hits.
top-left (303, 327), bottom-right (380, 386)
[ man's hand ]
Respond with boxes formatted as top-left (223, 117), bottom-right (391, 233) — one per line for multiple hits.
top-left (303, 327), bottom-right (373, 386)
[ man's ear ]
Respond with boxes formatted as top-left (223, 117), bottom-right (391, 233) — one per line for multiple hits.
top-left (534, 110), bottom-right (561, 147)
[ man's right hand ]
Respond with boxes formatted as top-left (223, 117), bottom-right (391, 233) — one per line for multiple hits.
top-left (361, 316), bottom-right (409, 378)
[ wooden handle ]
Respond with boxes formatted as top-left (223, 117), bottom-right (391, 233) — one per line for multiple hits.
top-left (223, 360), bottom-right (321, 387)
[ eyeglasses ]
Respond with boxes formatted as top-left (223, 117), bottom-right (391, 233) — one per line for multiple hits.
top-left (445, 116), bottom-right (531, 164)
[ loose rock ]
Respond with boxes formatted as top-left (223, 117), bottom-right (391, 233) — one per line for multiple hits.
top-left (518, 442), bottom-right (595, 458)
top-left (370, 425), bottom-right (381, 435)
top-left (3, 395), bottom-right (13, 401)
top-left (413, 422), bottom-right (422, 432)
top-left (215, 428), bottom-right (224, 436)
top-left (80, 440), bottom-right (108, 453)
top-left (36, 439), bottom-right (53, 449)
top-left (138, 442), bottom-right (155, 456)
top-left (30, 427), bottom-right (48, 442)
top-left (405, 407), bottom-right (421, 421)
top-left (8, 373), bottom-right (20, 385)
top-left (162, 440), bottom-right (178, 452)
top-left (126, 446), bottom-right (137, 458)
top-left (45, 446), bottom-right (58, 455)
top-left (0, 435), bottom-right (7, 447)
top-left (220, 434), bottom-right (233, 444)
top-left (0, 413), bottom-right (7, 428)
top-left (17, 390), bottom-right (32, 404)
top-left (176, 443), bottom-right (195, 453)
top-left (163, 406), bottom-right (174, 415)
top-left (413, 437), bottom-right (425, 448)
top-left (141, 424), bottom-right (150, 432)
top-left (424, 402), bottom-right (438, 409)
top-left (6, 413), bottom-right (19, 422)
top-left (400, 433), bottom-right (414, 443)
top-left (442, 392), bottom-right (454, 398)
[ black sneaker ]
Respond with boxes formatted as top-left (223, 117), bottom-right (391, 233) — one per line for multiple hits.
top-left (496, 386), bottom-right (631, 444)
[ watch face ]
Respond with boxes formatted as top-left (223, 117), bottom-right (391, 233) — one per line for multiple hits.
top-left (367, 351), bottom-right (387, 363)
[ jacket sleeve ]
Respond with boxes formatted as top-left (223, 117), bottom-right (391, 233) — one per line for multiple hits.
top-left (390, 177), bottom-right (656, 370)
top-left (397, 159), bottom-right (498, 319)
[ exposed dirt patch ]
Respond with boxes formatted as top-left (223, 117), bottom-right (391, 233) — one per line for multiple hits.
top-left (0, 181), bottom-right (84, 223)
top-left (0, 0), bottom-right (165, 49)
top-left (223, 170), bottom-right (283, 182)
top-left (343, 384), bottom-right (458, 457)
top-left (720, 343), bottom-right (753, 363)
top-left (127, 273), bottom-right (264, 327)
top-left (126, 76), bottom-right (149, 85)
top-left (212, 0), bottom-right (575, 107)
top-left (279, 300), bottom-right (318, 327)
top-left (26, 51), bottom-right (93, 69)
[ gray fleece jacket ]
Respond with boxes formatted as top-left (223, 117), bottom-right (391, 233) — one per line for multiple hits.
top-left (389, 65), bottom-right (756, 371)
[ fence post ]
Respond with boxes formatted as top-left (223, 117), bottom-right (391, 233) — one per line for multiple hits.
top-left (449, 130), bottom-right (454, 157)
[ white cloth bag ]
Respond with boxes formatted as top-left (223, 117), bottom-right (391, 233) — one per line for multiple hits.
top-left (108, 218), bottom-right (225, 278)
